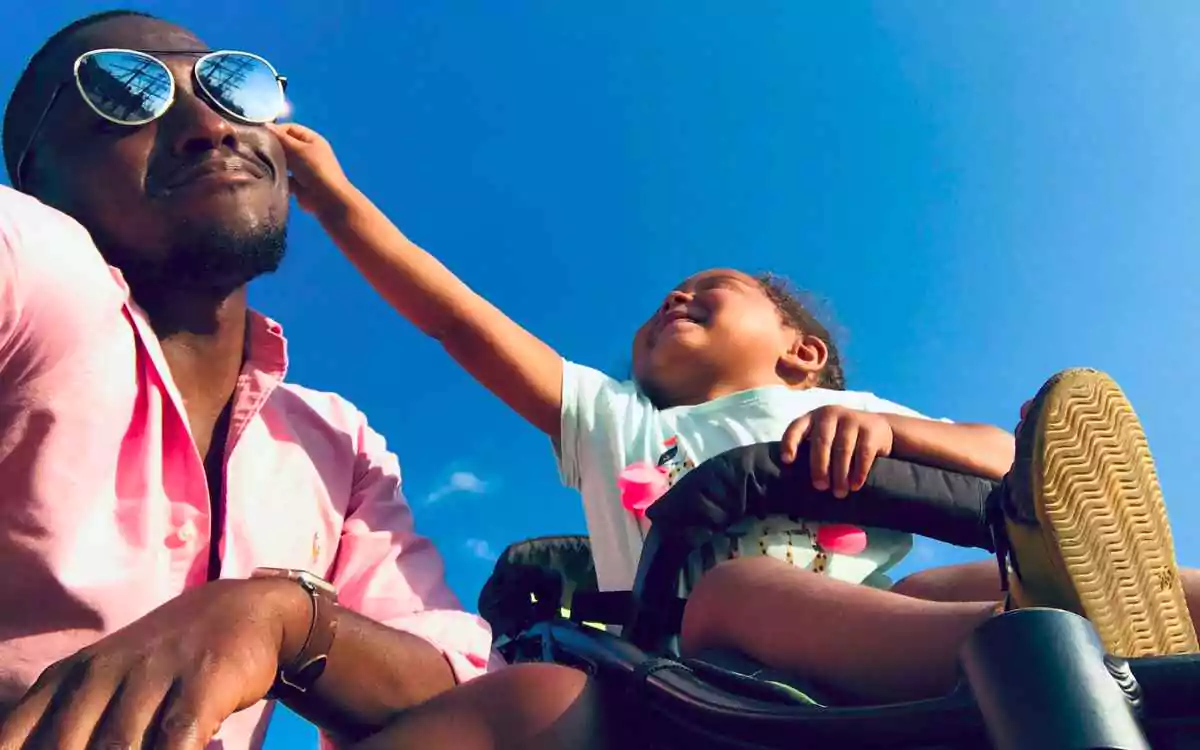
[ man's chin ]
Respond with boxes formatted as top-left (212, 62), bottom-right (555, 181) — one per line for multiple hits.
top-left (162, 219), bottom-right (287, 297)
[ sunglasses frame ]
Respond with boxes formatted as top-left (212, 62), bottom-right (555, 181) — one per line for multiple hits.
top-left (13, 48), bottom-right (288, 191)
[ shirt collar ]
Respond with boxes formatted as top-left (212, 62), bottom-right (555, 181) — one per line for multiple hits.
top-left (244, 308), bottom-right (288, 384)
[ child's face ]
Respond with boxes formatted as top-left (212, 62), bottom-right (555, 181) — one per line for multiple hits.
top-left (631, 269), bottom-right (798, 407)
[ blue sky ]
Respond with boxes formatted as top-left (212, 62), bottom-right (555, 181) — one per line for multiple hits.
top-left (4, 2), bottom-right (1198, 746)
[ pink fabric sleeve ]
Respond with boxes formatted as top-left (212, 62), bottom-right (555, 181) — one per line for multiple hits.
top-left (327, 410), bottom-right (500, 683)
top-left (318, 411), bottom-right (503, 748)
top-left (0, 187), bottom-right (128, 381)
top-left (0, 206), bottom-right (19, 349)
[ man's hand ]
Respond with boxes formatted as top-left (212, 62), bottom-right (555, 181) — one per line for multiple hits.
top-left (268, 122), bottom-right (355, 218)
top-left (0, 578), bottom-right (307, 750)
top-left (781, 406), bottom-right (895, 498)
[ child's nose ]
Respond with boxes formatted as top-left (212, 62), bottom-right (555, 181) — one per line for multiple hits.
top-left (661, 290), bottom-right (691, 311)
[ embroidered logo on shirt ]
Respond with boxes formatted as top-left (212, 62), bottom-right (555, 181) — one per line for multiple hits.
top-left (311, 532), bottom-right (321, 565)
top-left (655, 436), bottom-right (696, 486)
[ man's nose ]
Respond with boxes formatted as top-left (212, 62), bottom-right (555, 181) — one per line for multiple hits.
top-left (159, 75), bottom-right (239, 157)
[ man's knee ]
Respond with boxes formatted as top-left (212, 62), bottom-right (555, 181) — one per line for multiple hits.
top-left (352, 664), bottom-right (607, 750)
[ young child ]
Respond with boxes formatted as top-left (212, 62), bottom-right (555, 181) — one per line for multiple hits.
top-left (270, 123), bottom-right (1198, 711)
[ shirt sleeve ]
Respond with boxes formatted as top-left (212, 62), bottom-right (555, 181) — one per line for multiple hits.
top-left (326, 412), bottom-right (499, 690)
top-left (853, 392), bottom-right (953, 423)
top-left (555, 359), bottom-right (648, 489)
top-left (0, 208), bottom-right (19, 355)
top-left (0, 186), bottom-right (126, 384)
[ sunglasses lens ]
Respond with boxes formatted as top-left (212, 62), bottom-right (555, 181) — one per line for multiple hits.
top-left (196, 53), bottom-right (284, 123)
top-left (77, 50), bottom-right (173, 124)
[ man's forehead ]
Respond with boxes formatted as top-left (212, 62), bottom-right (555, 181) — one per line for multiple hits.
top-left (22, 16), bottom-right (205, 123)
top-left (52, 16), bottom-right (207, 70)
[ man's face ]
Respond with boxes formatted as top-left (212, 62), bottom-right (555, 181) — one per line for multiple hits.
top-left (22, 15), bottom-right (290, 294)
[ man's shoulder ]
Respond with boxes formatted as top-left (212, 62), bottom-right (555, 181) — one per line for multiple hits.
top-left (0, 186), bottom-right (108, 276)
top-left (0, 185), bottom-right (88, 239)
top-left (269, 381), bottom-right (401, 485)
top-left (271, 380), bottom-right (376, 438)
top-left (0, 184), bottom-right (46, 215)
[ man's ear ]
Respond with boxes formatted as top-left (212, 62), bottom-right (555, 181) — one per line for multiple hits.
top-left (778, 332), bottom-right (829, 386)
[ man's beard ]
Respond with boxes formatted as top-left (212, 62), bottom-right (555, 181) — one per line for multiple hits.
top-left (117, 219), bottom-right (287, 300)
top-left (106, 219), bottom-right (287, 336)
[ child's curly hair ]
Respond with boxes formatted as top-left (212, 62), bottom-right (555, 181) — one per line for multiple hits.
top-left (755, 273), bottom-right (845, 390)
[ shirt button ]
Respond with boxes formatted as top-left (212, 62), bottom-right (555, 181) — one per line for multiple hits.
top-left (166, 521), bottom-right (198, 549)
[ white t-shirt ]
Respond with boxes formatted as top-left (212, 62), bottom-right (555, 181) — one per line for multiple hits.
top-left (556, 360), bottom-right (939, 592)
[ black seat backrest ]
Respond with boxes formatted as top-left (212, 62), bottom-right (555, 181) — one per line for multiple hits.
top-left (625, 443), bottom-right (1001, 651)
top-left (478, 535), bottom-right (598, 644)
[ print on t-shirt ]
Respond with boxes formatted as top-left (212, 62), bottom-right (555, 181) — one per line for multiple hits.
top-left (655, 436), bottom-right (696, 486)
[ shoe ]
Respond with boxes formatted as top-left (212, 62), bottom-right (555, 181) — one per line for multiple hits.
top-left (996, 368), bottom-right (1198, 657)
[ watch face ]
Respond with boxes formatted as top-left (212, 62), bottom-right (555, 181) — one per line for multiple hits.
top-left (253, 568), bottom-right (338, 598)
top-left (296, 571), bottom-right (338, 598)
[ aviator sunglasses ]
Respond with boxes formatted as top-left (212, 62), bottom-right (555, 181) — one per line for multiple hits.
top-left (14, 48), bottom-right (287, 190)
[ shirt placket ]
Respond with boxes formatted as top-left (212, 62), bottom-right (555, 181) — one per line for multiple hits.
top-left (122, 306), bottom-right (286, 590)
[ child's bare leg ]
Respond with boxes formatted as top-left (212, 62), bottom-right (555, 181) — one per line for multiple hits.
top-left (895, 560), bottom-right (1200, 626)
top-left (352, 664), bottom-right (617, 750)
top-left (680, 556), bottom-right (994, 703)
top-left (891, 560), bottom-right (1005, 603)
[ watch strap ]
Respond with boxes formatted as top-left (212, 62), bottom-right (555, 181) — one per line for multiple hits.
top-left (252, 568), bottom-right (340, 694)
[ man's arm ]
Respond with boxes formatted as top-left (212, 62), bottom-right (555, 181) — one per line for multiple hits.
top-left (275, 411), bottom-right (496, 745)
top-left (272, 601), bottom-right (470, 744)
top-left (273, 123), bottom-right (565, 438)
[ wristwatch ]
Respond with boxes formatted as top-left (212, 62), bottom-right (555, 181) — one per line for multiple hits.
top-left (251, 567), bottom-right (340, 693)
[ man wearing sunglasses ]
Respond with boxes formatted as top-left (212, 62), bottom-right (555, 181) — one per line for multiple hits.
top-left (0, 10), bottom-right (503, 750)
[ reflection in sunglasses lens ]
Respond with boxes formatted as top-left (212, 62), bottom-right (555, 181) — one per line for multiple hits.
top-left (196, 53), bottom-right (283, 123)
top-left (77, 50), bottom-right (173, 124)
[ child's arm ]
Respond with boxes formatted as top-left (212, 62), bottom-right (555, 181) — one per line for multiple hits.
top-left (271, 123), bottom-right (564, 438)
top-left (883, 414), bottom-right (1014, 480)
top-left (782, 406), bottom-right (1014, 498)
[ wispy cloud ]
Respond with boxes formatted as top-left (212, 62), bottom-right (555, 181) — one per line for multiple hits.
top-left (424, 470), bottom-right (490, 505)
top-left (465, 538), bottom-right (499, 562)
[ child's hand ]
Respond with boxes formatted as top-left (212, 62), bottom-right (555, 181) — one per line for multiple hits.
top-left (781, 406), bottom-right (894, 499)
top-left (267, 122), bottom-right (353, 217)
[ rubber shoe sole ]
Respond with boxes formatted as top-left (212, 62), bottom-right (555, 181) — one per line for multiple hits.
top-left (1005, 368), bottom-right (1198, 657)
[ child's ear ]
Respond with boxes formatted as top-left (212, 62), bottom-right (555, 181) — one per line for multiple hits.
top-left (778, 332), bottom-right (829, 385)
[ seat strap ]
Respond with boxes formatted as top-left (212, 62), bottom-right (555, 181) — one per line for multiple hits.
top-left (569, 590), bottom-right (633, 625)
top-left (570, 591), bottom-right (687, 632)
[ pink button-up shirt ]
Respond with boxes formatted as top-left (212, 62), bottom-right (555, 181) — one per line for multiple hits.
top-left (0, 185), bottom-right (499, 748)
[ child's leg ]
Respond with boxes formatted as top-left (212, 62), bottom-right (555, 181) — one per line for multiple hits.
top-left (894, 560), bottom-right (1200, 627)
top-left (352, 664), bottom-right (618, 750)
top-left (680, 558), bottom-right (996, 702)
top-left (891, 561), bottom-right (1005, 603)
top-left (684, 368), bottom-right (1198, 705)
